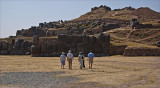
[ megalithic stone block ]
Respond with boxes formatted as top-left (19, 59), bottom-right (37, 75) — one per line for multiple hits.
top-left (1, 41), bottom-right (9, 50)
top-left (32, 35), bottom-right (39, 45)
top-left (97, 33), bottom-right (105, 43)
top-left (31, 45), bottom-right (41, 57)
top-left (0, 41), bottom-right (2, 50)
top-left (77, 43), bottom-right (84, 53)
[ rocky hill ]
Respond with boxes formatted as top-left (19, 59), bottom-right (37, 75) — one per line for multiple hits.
top-left (74, 6), bottom-right (160, 23)
top-left (0, 5), bottom-right (160, 56)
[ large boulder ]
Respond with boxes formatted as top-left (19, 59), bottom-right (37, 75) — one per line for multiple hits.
top-left (97, 33), bottom-right (105, 42)
top-left (94, 42), bottom-right (103, 53)
top-left (32, 35), bottom-right (39, 45)
top-left (16, 30), bottom-right (22, 36)
top-left (65, 35), bottom-right (72, 44)
top-left (1, 41), bottom-right (9, 50)
top-left (102, 43), bottom-right (110, 55)
top-left (10, 50), bottom-right (18, 55)
top-left (82, 35), bottom-right (91, 44)
top-left (41, 43), bottom-right (48, 54)
top-left (58, 34), bottom-right (66, 42)
top-left (91, 36), bottom-right (96, 44)
top-left (8, 44), bottom-right (13, 53)
top-left (72, 35), bottom-right (82, 44)
top-left (47, 43), bottom-right (54, 54)
top-left (0, 50), bottom-right (8, 55)
top-left (11, 39), bottom-right (15, 45)
top-left (0, 42), bottom-right (2, 50)
top-left (23, 41), bottom-right (30, 51)
top-left (77, 43), bottom-right (84, 53)
top-left (156, 42), bottom-right (160, 47)
top-left (105, 34), bottom-right (110, 43)
top-left (52, 44), bottom-right (57, 52)
top-left (102, 23), bottom-right (120, 32)
top-left (109, 45), bottom-right (127, 55)
top-left (22, 30), bottom-right (29, 36)
top-left (31, 45), bottom-right (41, 57)
top-left (14, 39), bottom-right (24, 50)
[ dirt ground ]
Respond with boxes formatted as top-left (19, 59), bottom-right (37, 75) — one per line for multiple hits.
top-left (0, 55), bottom-right (160, 88)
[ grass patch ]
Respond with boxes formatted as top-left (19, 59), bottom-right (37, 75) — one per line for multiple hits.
top-left (0, 56), bottom-right (160, 87)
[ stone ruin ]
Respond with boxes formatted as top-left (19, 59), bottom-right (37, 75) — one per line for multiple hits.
top-left (91, 5), bottom-right (111, 12)
top-left (31, 33), bottom-right (110, 57)
top-left (130, 18), bottom-right (152, 29)
top-left (16, 18), bottom-right (130, 37)
top-left (0, 39), bottom-right (32, 55)
top-left (1, 34), bottom-right (159, 56)
top-left (124, 47), bottom-right (160, 56)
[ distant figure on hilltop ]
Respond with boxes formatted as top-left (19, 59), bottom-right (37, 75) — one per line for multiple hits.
top-left (67, 50), bottom-right (73, 70)
top-left (60, 52), bottom-right (66, 69)
top-left (88, 51), bottom-right (94, 69)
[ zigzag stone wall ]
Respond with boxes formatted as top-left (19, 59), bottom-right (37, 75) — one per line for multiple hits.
top-left (31, 33), bottom-right (110, 57)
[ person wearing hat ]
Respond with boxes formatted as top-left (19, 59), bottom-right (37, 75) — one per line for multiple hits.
top-left (60, 52), bottom-right (66, 69)
top-left (67, 50), bottom-right (73, 70)
top-left (78, 52), bottom-right (85, 69)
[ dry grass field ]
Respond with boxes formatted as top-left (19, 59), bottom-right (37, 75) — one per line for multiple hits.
top-left (0, 55), bottom-right (160, 88)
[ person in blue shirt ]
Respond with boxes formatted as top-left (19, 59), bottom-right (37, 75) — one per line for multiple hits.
top-left (88, 51), bottom-right (94, 69)
top-left (60, 52), bottom-right (66, 69)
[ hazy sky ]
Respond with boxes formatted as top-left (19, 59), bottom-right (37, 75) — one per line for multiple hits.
top-left (0, 0), bottom-right (160, 38)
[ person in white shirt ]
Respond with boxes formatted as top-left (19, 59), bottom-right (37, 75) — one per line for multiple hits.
top-left (60, 52), bottom-right (66, 69)
top-left (78, 52), bottom-right (85, 69)
top-left (67, 50), bottom-right (73, 70)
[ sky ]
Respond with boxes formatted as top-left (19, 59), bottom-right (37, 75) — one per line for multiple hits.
top-left (0, 0), bottom-right (160, 38)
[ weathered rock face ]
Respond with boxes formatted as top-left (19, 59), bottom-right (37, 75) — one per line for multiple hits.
top-left (0, 42), bottom-right (2, 51)
top-left (130, 18), bottom-right (152, 29)
top-left (156, 42), bottom-right (160, 47)
top-left (16, 27), bottom-right (46, 37)
top-left (1, 41), bottom-right (9, 50)
top-left (0, 39), bottom-right (32, 55)
top-left (0, 50), bottom-right (8, 55)
top-left (32, 35), bottom-right (39, 45)
top-left (31, 35), bottom-right (41, 57)
top-left (31, 33), bottom-right (110, 57)
top-left (31, 45), bottom-right (41, 57)
top-left (109, 45), bottom-right (127, 55)
top-left (102, 23), bottom-right (120, 32)
top-left (123, 47), bottom-right (160, 56)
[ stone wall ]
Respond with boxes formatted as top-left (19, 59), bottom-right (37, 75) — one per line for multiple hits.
top-left (16, 18), bottom-right (130, 37)
top-left (130, 18), bottom-right (152, 29)
top-left (123, 47), bottom-right (160, 56)
top-left (31, 33), bottom-right (110, 57)
top-left (16, 26), bottom-right (46, 37)
top-left (109, 45), bottom-right (127, 55)
top-left (0, 39), bottom-right (32, 55)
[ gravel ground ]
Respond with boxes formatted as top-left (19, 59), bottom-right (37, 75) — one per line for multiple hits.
top-left (0, 71), bottom-right (78, 88)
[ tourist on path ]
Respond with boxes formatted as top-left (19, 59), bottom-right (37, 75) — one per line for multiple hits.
top-left (67, 50), bottom-right (73, 70)
top-left (78, 52), bottom-right (85, 69)
top-left (60, 52), bottom-right (66, 69)
top-left (88, 51), bottom-right (94, 69)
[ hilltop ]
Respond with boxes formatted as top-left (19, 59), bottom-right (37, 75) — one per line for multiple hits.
top-left (73, 5), bottom-right (160, 23)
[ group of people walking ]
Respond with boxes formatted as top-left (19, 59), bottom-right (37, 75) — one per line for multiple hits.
top-left (60, 50), bottom-right (94, 70)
